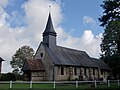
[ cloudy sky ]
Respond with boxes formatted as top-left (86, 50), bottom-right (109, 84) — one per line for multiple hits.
top-left (0, 0), bottom-right (104, 73)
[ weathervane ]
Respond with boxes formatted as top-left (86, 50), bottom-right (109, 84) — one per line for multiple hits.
top-left (49, 5), bottom-right (51, 13)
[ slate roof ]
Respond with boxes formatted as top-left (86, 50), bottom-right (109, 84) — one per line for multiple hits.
top-left (23, 59), bottom-right (45, 71)
top-left (43, 13), bottom-right (56, 36)
top-left (41, 42), bottom-right (110, 70)
top-left (90, 58), bottom-right (110, 70)
top-left (0, 57), bottom-right (5, 62)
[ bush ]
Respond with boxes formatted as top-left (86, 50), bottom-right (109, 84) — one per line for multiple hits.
top-left (0, 73), bottom-right (16, 81)
top-left (15, 74), bottom-right (23, 80)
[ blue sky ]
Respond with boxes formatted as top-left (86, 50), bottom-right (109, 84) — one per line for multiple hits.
top-left (0, 0), bottom-right (104, 72)
top-left (4, 0), bottom-right (103, 36)
top-left (61, 0), bottom-right (103, 36)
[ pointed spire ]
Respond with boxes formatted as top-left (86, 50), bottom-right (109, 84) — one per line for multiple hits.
top-left (42, 8), bottom-right (57, 48)
top-left (43, 12), bottom-right (56, 36)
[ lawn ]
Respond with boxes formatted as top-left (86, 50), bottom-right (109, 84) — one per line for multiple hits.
top-left (0, 82), bottom-right (120, 90)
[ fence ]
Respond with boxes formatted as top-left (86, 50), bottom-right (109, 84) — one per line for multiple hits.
top-left (0, 80), bottom-right (120, 89)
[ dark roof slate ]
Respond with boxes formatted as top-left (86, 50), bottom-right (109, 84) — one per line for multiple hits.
top-left (23, 59), bottom-right (45, 71)
top-left (41, 43), bottom-right (110, 70)
top-left (90, 58), bottom-right (110, 70)
top-left (0, 57), bottom-right (5, 61)
top-left (43, 13), bottom-right (56, 36)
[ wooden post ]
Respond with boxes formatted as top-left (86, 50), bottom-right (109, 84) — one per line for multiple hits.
top-left (10, 81), bottom-right (12, 89)
top-left (108, 80), bottom-right (110, 87)
top-left (95, 80), bottom-right (97, 88)
top-left (118, 80), bottom-right (119, 87)
top-left (54, 81), bottom-right (55, 88)
top-left (76, 81), bottom-right (78, 88)
top-left (30, 81), bottom-right (32, 89)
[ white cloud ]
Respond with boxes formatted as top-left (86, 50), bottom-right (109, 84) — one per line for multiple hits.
top-left (0, 0), bottom-right (102, 73)
top-left (0, 0), bottom-right (8, 7)
top-left (83, 16), bottom-right (96, 25)
top-left (0, 13), bottom-right (7, 27)
top-left (57, 29), bottom-right (102, 58)
top-left (0, 0), bottom-right (63, 73)
top-left (0, 0), bottom-right (9, 27)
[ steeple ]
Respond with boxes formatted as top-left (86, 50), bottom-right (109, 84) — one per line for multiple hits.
top-left (43, 12), bottom-right (57, 48)
top-left (43, 13), bottom-right (56, 36)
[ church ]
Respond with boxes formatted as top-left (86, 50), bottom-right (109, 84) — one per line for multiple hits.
top-left (22, 13), bottom-right (110, 81)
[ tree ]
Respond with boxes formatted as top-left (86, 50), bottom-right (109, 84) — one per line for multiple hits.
top-left (99, 0), bottom-right (120, 26)
top-left (99, 0), bottom-right (120, 79)
top-left (10, 45), bottom-right (34, 75)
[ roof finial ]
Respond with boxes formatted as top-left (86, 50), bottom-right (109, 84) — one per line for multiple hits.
top-left (49, 5), bottom-right (51, 13)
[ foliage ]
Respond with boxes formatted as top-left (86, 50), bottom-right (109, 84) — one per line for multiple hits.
top-left (99, 0), bottom-right (120, 26)
top-left (10, 45), bottom-right (34, 75)
top-left (16, 74), bottom-right (23, 80)
top-left (101, 21), bottom-right (120, 57)
top-left (0, 73), bottom-right (16, 81)
top-left (99, 0), bottom-right (120, 79)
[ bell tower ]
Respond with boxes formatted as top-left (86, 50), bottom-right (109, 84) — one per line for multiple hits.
top-left (43, 12), bottom-right (57, 48)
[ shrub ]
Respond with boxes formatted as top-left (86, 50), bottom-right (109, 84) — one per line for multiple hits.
top-left (0, 73), bottom-right (16, 81)
top-left (15, 74), bottom-right (23, 80)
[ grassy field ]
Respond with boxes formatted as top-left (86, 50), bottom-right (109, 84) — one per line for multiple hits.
top-left (0, 82), bottom-right (120, 90)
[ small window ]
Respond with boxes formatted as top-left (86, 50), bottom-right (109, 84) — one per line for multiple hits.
top-left (61, 67), bottom-right (64, 75)
top-left (84, 68), bottom-right (86, 76)
top-left (74, 67), bottom-right (77, 75)
top-left (93, 69), bottom-right (95, 75)
top-left (41, 53), bottom-right (43, 58)
top-left (101, 70), bottom-right (103, 75)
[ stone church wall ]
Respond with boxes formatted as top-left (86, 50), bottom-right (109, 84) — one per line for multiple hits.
top-left (35, 44), bottom-right (54, 81)
top-left (54, 66), bottom-right (110, 81)
top-left (0, 62), bottom-right (1, 78)
top-left (54, 66), bottom-right (83, 81)
top-left (0, 62), bottom-right (1, 74)
top-left (31, 71), bottom-right (45, 81)
top-left (54, 66), bottom-right (70, 81)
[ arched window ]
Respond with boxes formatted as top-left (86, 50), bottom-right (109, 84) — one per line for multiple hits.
top-left (41, 53), bottom-right (43, 58)
top-left (61, 67), bottom-right (64, 75)
top-left (74, 67), bottom-right (77, 75)
top-left (84, 68), bottom-right (87, 76)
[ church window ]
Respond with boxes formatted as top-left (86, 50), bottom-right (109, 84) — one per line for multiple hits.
top-left (101, 70), bottom-right (103, 75)
top-left (61, 67), bottom-right (64, 75)
top-left (74, 67), bottom-right (77, 75)
top-left (41, 53), bottom-right (43, 58)
top-left (84, 68), bottom-right (87, 76)
top-left (93, 69), bottom-right (95, 75)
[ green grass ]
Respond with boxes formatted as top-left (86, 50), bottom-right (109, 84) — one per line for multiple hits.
top-left (0, 82), bottom-right (120, 90)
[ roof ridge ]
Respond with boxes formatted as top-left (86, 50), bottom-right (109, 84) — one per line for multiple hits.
top-left (57, 45), bottom-right (86, 53)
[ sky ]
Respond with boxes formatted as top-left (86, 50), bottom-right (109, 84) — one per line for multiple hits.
top-left (0, 0), bottom-right (104, 73)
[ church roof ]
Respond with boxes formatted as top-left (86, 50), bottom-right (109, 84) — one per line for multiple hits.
top-left (0, 57), bottom-right (5, 61)
top-left (41, 43), bottom-right (110, 70)
top-left (22, 59), bottom-right (45, 71)
top-left (43, 13), bottom-right (56, 36)
top-left (90, 58), bottom-right (111, 70)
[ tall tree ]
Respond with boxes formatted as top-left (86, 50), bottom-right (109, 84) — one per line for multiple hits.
top-left (10, 45), bottom-right (34, 74)
top-left (99, 0), bottom-right (120, 26)
top-left (99, 0), bottom-right (120, 79)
